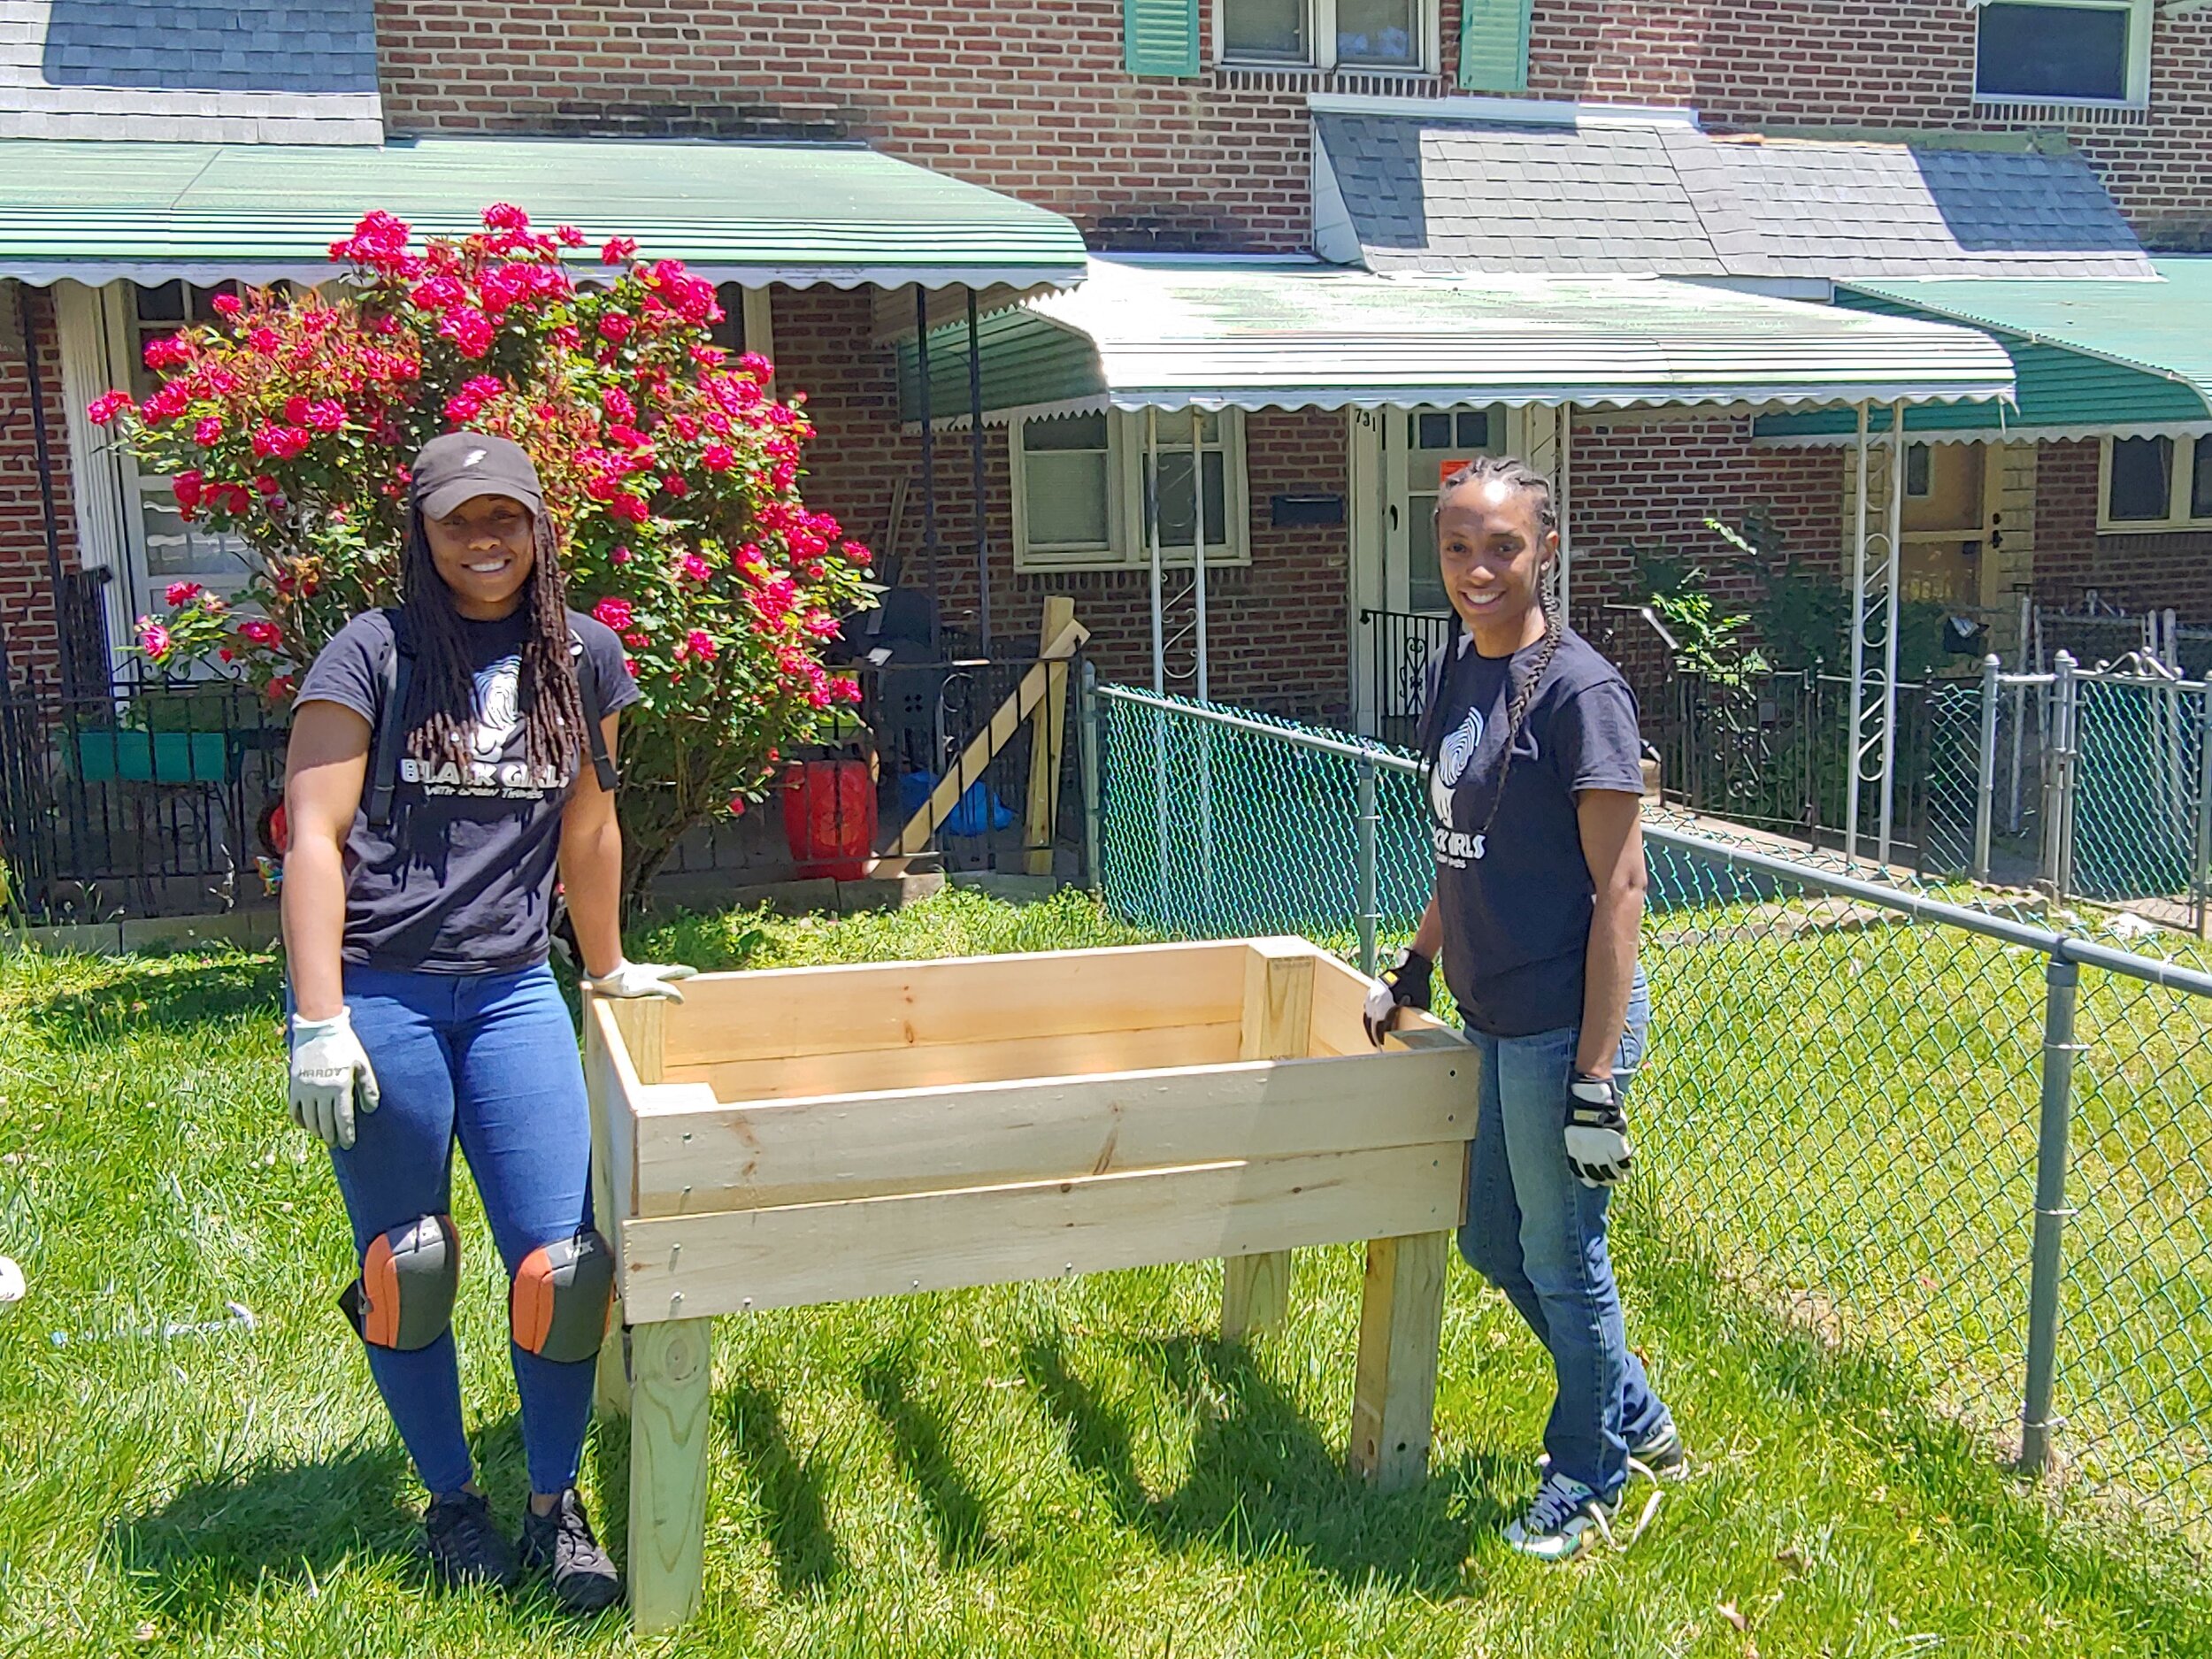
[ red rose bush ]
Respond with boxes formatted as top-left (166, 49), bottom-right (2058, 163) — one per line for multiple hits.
top-left (91, 205), bottom-right (872, 896)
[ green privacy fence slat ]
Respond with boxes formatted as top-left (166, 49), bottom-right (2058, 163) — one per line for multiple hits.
top-left (1459, 0), bottom-right (1533, 91)
top-left (1125, 0), bottom-right (1200, 75)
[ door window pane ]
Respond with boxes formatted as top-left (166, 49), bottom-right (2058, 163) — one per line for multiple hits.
top-left (2193, 439), bottom-right (2212, 522)
top-left (1976, 3), bottom-right (2130, 102)
top-left (1152, 451), bottom-right (1230, 549)
top-left (1023, 414), bottom-right (1111, 549)
top-left (2108, 436), bottom-right (2173, 522)
top-left (1338, 0), bottom-right (1417, 66)
top-left (1224, 0), bottom-right (1304, 60)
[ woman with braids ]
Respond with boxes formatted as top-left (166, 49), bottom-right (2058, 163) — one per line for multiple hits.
top-left (1363, 454), bottom-right (1680, 1560)
top-left (282, 434), bottom-right (693, 1609)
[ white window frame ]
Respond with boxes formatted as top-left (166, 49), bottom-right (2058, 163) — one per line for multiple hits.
top-left (1214, 0), bottom-right (1440, 74)
top-left (1010, 408), bottom-right (1252, 572)
top-left (1971, 0), bottom-right (2153, 111)
top-left (2096, 434), bottom-right (2212, 532)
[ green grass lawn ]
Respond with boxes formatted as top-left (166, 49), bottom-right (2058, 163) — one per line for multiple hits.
top-left (4, 887), bottom-right (2209, 1656)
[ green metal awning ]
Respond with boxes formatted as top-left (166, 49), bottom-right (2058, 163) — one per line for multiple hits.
top-left (0, 136), bottom-right (1089, 291)
top-left (899, 257), bottom-right (2016, 422)
top-left (1755, 257), bottom-right (2212, 445)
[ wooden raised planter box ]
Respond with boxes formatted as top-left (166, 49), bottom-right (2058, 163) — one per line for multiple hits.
top-left (584, 938), bottom-right (1471, 1630)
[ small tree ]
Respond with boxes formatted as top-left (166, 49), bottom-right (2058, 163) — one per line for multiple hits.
top-left (89, 206), bottom-right (873, 899)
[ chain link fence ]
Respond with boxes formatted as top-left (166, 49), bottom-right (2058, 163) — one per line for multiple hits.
top-left (1087, 675), bottom-right (2212, 1536)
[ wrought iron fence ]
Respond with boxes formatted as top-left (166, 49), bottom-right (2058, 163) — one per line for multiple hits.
top-left (1087, 680), bottom-right (2212, 1538)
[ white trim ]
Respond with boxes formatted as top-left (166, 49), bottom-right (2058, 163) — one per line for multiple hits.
top-left (1311, 128), bottom-right (1363, 266)
top-left (740, 287), bottom-right (775, 374)
top-left (1220, 0), bottom-right (1440, 76)
top-left (0, 261), bottom-right (1087, 294)
top-left (2097, 433), bottom-right (2212, 532)
top-left (1970, 0), bottom-right (2153, 111)
top-left (1306, 90), bottom-right (1701, 127)
top-left (1010, 409), bottom-right (1251, 572)
top-left (1758, 419), bottom-right (2212, 449)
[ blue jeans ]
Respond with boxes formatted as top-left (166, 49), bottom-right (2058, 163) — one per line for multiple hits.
top-left (1457, 975), bottom-right (1671, 1502)
top-left (321, 962), bottom-right (598, 1499)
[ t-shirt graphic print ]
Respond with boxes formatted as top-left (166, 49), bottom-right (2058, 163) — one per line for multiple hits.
top-left (1429, 699), bottom-right (1488, 866)
top-left (397, 653), bottom-right (565, 801)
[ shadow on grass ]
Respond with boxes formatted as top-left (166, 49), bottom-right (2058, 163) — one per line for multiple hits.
top-left (1633, 1238), bottom-right (2212, 1625)
top-left (858, 1349), bottom-right (1007, 1568)
top-left (1022, 1333), bottom-right (1509, 1596)
top-left (724, 1379), bottom-right (844, 1590)
top-left (106, 1439), bottom-right (421, 1628)
top-left (37, 953), bottom-right (283, 1041)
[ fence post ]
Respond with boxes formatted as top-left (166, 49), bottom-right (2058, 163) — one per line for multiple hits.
top-left (2017, 953), bottom-right (2083, 1479)
top-left (1079, 661), bottom-right (1102, 894)
top-left (1356, 753), bottom-right (1379, 979)
top-left (1974, 654), bottom-right (2001, 883)
top-left (2042, 652), bottom-right (2078, 903)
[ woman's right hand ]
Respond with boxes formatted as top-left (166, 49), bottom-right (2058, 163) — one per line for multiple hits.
top-left (289, 1008), bottom-right (381, 1149)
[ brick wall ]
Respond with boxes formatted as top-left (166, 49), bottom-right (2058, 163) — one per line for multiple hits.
top-left (375, 0), bottom-right (2212, 249)
top-left (2034, 435), bottom-right (2212, 618)
top-left (0, 286), bottom-right (81, 685)
top-left (774, 285), bottom-right (1349, 710)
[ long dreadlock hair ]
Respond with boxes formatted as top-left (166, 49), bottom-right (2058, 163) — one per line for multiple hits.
top-left (1425, 454), bottom-right (1563, 837)
top-left (399, 504), bottom-right (587, 776)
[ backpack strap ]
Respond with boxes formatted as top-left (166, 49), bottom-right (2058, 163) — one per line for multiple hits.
top-left (571, 627), bottom-right (619, 794)
top-left (363, 608), bottom-right (414, 831)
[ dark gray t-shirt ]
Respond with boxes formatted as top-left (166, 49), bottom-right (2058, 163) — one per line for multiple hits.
top-left (296, 606), bottom-right (641, 975)
top-left (1416, 626), bottom-right (1644, 1038)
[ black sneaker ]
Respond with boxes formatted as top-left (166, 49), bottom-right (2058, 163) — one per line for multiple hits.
top-left (424, 1490), bottom-right (523, 1591)
top-left (519, 1488), bottom-right (625, 1614)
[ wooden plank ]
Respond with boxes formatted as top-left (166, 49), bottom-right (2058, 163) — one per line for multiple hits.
top-left (618, 1142), bottom-right (1463, 1322)
top-left (584, 997), bottom-right (643, 1243)
top-left (894, 616), bottom-right (1089, 856)
top-left (670, 1020), bottom-right (1244, 1107)
top-left (581, 1001), bottom-right (634, 1417)
top-left (604, 994), bottom-right (668, 1085)
top-left (660, 940), bottom-right (1248, 1070)
top-left (1348, 1232), bottom-right (1451, 1493)
top-left (626, 1317), bottom-right (714, 1631)
top-left (1308, 951), bottom-right (1459, 1056)
top-left (1024, 595), bottom-right (1077, 878)
top-left (631, 1044), bottom-right (1471, 1217)
top-left (1223, 939), bottom-right (1317, 1342)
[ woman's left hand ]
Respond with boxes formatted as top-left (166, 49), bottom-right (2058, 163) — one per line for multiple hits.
top-left (587, 959), bottom-right (698, 1001)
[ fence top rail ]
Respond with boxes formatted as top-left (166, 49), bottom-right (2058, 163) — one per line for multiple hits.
top-left (1096, 680), bottom-right (2212, 1002)
top-left (1097, 682), bottom-right (1423, 772)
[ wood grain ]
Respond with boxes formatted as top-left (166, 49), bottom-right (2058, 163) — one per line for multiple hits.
top-left (626, 1317), bottom-right (714, 1630)
top-left (1348, 1232), bottom-right (1451, 1493)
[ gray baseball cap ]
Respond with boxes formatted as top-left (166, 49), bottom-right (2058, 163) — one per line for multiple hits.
top-left (410, 432), bottom-right (544, 520)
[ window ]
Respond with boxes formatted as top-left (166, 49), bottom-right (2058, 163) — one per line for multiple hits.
top-left (127, 283), bottom-right (253, 601)
top-left (1905, 442), bottom-right (1933, 500)
top-left (1975, 0), bottom-right (2149, 107)
top-left (1010, 409), bottom-right (1250, 571)
top-left (1217, 0), bottom-right (1434, 72)
top-left (2099, 435), bottom-right (2212, 531)
top-left (1404, 408), bottom-right (1499, 614)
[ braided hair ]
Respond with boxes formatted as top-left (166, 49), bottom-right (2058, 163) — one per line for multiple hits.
top-left (399, 505), bottom-right (587, 776)
top-left (1427, 455), bottom-right (1564, 838)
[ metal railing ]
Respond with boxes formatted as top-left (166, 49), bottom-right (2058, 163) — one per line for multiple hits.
top-left (1086, 680), bottom-right (2212, 1533)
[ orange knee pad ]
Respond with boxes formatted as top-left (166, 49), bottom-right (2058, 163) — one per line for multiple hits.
top-left (342, 1213), bottom-right (459, 1351)
top-left (511, 1229), bottom-right (615, 1363)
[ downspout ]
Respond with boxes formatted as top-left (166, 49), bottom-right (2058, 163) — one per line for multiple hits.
top-left (966, 288), bottom-right (990, 656)
top-left (915, 286), bottom-right (941, 657)
top-left (16, 284), bottom-right (68, 680)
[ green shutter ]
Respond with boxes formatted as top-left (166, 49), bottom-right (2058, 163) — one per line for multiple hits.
top-left (1459, 0), bottom-right (1532, 90)
top-left (1125, 0), bottom-right (1199, 75)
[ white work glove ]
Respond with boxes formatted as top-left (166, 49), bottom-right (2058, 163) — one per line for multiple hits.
top-left (1363, 949), bottom-right (1433, 1045)
top-left (289, 1009), bottom-right (380, 1151)
top-left (1564, 1072), bottom-right (1633, 1189)
top-left (587, 959), bottom-right (697, 1002)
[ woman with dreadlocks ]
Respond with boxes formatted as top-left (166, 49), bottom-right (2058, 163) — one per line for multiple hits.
top-left (282, 433), bottom-right (692, 1611)
top-left (1363, 454), bottom-right (1679, 1561)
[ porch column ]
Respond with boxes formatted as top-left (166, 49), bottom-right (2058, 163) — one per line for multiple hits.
top-left (1148, 408), bottom-right (1165, 693)
top-left (1191, 409), bottom-right (1210, 703)
top-left (915, 286), bottom-right (941, 656)
top-left (1556, 402), bottom-right (1573, 615)
top-left (967, 289), bottom-right (990, 654)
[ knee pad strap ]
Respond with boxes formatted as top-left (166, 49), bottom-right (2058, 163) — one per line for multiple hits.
top-left (342, 1213), bottom-right (459, 1351)
top-left (511, 1229), bottom-right (615, 1363)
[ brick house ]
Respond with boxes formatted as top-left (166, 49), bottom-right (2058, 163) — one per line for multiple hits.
top-left (0, 1), bottom-right (2208, 744)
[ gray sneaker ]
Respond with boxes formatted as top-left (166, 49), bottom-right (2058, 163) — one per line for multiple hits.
top-left (1538, 1422), bottom-right (1688, 1484)
top-left (518, 1489), bottom-right (624, 1615)
top-left (1504, 1472), bottom-right (1617, 1562)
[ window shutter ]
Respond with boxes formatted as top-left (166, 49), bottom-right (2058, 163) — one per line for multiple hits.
top-left (1458, 0), bottom-right (1532, 90)
top-left (1125, 0), bottom-right (1199, 76)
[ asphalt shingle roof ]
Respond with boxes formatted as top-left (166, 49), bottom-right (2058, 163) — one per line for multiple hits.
top-left (1316, 113), bottom-right (2154, 281)
top-left (0, 0), bottom-right (380, 142)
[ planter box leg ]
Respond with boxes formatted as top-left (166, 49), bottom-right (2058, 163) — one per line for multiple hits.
top-left (1348, 1232), bottom-right (1448, 1493)
top-left (627, 1317), bottom-right (712, 1631)
top-left (1222, 1252), bottom-right (1290, 1344)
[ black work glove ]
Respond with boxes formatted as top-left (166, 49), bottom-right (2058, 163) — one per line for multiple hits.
top-left (1564, 1071), bottom-right (1634, 1188)
top-left (1363, 948), bottom-right (1433, 1046)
